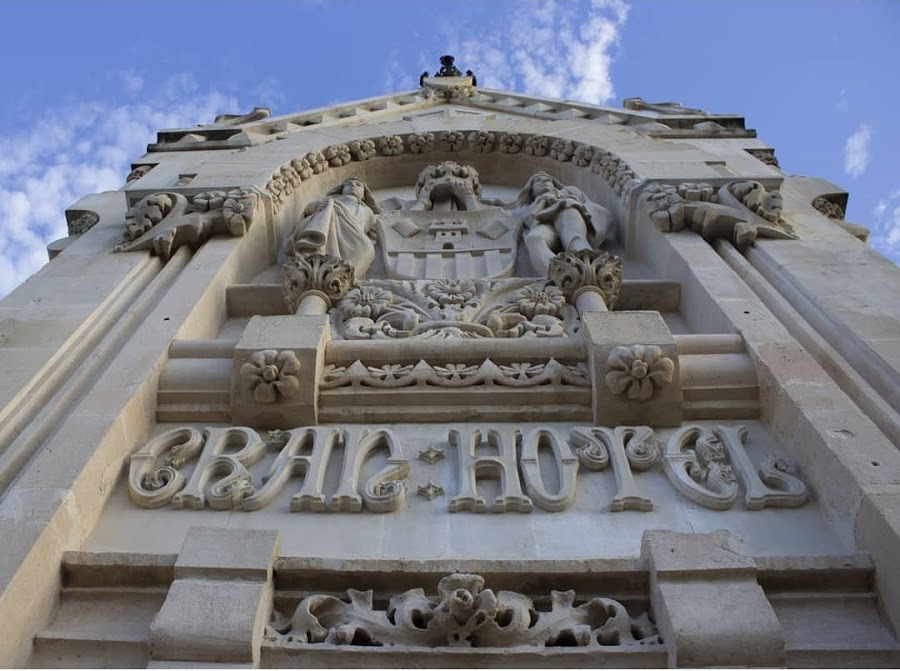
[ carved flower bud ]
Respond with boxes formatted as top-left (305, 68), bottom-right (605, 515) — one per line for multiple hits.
top-left (467, 131), bottom-right (495, 153)
top-left (378, 135), bottom-right (405, 156)
top-left (572, 144), bottom-right (594, 167)
top-left (349, 139), bottom-right (377, 161)
top-left (440, 131), bottom-right (466, 151)
top-left (498, 133), bottom-right (522, 154)
top-left (407, 132), bottom-right (435, 153)
top-left (306, 151), bottom-right (327, 174)
top-left (524, 135), bottom-right (549, 156)
top-left (323, 143), bottom-right (352, 167)
top-left (549, 139), bottom-right (575, 162)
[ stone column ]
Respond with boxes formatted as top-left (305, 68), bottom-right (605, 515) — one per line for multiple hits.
top-left (149, 526), bottom-right (279, 667)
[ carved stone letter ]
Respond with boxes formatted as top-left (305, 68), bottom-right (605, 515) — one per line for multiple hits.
top-left (449, 428), bottom-right (532, 513)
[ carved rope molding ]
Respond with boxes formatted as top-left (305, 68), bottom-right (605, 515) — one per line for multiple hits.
top-left (126, 423), bottom-right (808, 514)
top-left (266, 572), bottom-right (660, 649)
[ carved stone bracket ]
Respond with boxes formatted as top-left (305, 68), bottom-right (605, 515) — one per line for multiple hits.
top-left (115, 187), bottom-right (261, 261)
top-left (266, 573), bottom-right (659, 649)
top-left (640, 180), bottom-right (796, 250)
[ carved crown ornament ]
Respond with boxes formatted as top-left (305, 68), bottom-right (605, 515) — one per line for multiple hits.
top-left (127, 423), bottom-right (808, 515)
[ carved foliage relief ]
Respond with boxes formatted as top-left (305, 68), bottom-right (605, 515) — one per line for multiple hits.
top-left (267, 573), bottom-right (659, 650)
top-left (127, 423), bottom-right (808, 514)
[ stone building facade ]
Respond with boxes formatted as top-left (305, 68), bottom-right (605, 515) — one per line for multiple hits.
top-left (2, 61), bottom-right (900, 667)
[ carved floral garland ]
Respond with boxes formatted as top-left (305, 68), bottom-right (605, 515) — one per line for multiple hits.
top-left (266, 572), bottom-right (660, 649)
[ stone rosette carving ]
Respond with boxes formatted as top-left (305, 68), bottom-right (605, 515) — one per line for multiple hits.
top-left (605, 345), bottom-right (675, 401)
top-left (323, 143), bottom-right (352, 167)
top-left (240, 350), bottom-right (301, 403)
top-left (267, 573), bottom-right (659, 649)
top-left (498, 132), bottom-right (522, 153)
top-left (548, 249), bottom-right (624, 308)
top-left (407, 132), bottom-right (434, 153)
top-left (349, 139), bottom-right (377, 161)
top-left (524, 135), bottom-right (549, 156)
top-left (440, 131), bottom-right (466, 152)
top-left (283, 253), bottom-right (355, 312)
top-left (378, 135), bottom-right (405, 156)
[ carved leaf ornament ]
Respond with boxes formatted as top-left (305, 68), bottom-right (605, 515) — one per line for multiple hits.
top-left (267, 572), bottom-right (660, 649)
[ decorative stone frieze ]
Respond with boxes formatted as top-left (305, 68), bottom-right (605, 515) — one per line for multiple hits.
top-left (266, 573), bottom-right (659, 649)
top-left (320, 358), bottom-right (590, 390)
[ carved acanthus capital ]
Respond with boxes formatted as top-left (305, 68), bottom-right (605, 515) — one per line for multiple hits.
top-left (605, 345), bottom-right (675, 401)
top-left (282, 253), bottom-right (356, 313)
top-left (548, 249), bottom-right (623, 309)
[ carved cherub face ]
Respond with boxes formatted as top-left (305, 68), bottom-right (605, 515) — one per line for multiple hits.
top-left (341, 179), bottom-right (366, 201)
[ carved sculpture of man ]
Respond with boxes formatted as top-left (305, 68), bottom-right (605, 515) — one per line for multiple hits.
top-left (283, 178), bottom-right (381, 277)
top-left (514, 172), bottom-right (614, 275)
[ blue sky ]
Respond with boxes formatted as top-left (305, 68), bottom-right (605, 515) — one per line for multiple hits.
top-left (0, 0), bottom-right (897, 297)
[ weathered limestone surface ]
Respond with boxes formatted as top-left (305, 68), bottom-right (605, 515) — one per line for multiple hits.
top-left (1, 60), bottom-right (899, 668)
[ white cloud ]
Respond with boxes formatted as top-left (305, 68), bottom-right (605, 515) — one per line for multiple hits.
top-left (0, 74), bottom-right (241, 297)
top-left (834, 88), bottom-right (848, 111)
top-left (870, 189), bottom-right (900, 265)
top-left (843, 122), bottom-right (873, 178)
top-left (443, 0), bottom-right (629, 105)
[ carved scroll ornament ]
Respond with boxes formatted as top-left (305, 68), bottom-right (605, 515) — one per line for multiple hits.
top-left (267, 573), bottom-right (659, 649)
